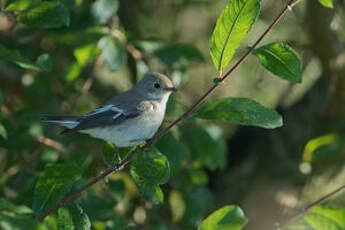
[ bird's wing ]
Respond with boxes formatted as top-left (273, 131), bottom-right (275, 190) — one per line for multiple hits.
top-left (64, 104), bottom-right (142, 132)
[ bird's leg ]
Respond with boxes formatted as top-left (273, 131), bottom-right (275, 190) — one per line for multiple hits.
top-left (139, 141), bottom-right (147, 148)
top-left (113, 146), bottom-right (125, 171)
top-left (114, 146), bottom-right (121, 163)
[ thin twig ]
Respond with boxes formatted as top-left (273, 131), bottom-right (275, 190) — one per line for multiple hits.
top-left (287, 184), bottom-right (345, 224)
top-left (37, 0), bottom-right (301, 222)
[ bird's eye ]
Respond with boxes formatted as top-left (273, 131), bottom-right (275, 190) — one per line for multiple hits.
top-left (154, 83), bottom-right (161, 89)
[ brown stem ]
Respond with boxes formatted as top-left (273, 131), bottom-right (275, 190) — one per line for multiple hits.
top-left (37, 0), bottom-right (301, 222)
top-left (288, 185), bottom-right (345, 224)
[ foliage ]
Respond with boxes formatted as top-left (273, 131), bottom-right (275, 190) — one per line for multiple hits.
top-left (284, 206), bottom-right (345, 230)
top-left (210, 0), bottom-right (261, 71)
top-left (0, 0), bottom-right (344, 229)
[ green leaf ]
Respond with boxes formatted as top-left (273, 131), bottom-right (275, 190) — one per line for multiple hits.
top-left (169, 190), bottom-right (186, 223)
top-left (36, 53), bottom-right (53, 72)
top-left (103, 141), bottom-right (117, 167)
top-left (0, 123), bottom-right (7, 140)
top-left (285, 206), bottom-right (345, 230)
top-left (65, 62), bottom-right (83, 83)
top-left (100, 36), bottom-right (126, 71)
top-left (58, 204), bottom-right (91, 230)
top-left (210, 0), bottom-right (261, 71)
top-left (0, 44), bottom-right (49, 71)
top-left (194, 97), bottom-right (283, 129)
top-left (156, 131), bottom-right (188, 175)
top-left (0, 88), bottom-right (2, 106)
top-left (198, 205), bottom-right (248, 230)
top-left (74, 43), bottom-right (101, 66)
top-left (318, 0), bottom-right (333, 8)
top-left (303, 133), bottom-right (343, 163)
top-left (4, 0), bottom-right (40, 11)
top-left (154, 43), bottom-right (204, 65)
top-left (58, 207), bottom-right (73, 230)
top-left (91, 0), bottom-right (119, 24)
top-left (180, 125), bottom-right (226, 171)
top-left (32, 162), bottom-right (82, 217)
top-left (11, 1), bottom-right (70, 28)
top-left (130, 148), bottom-right (170, 204)
top-left (0, 198), bottom-right (38, 230)
top-left (253, 42), bottom-right (302, 83)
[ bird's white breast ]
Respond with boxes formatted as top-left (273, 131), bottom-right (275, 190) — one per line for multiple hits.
top-left (84, 96), bottom-right (169, 147)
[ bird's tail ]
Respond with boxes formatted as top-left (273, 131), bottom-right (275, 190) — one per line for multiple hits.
top-left (41, 116), bottom-right (81, 130)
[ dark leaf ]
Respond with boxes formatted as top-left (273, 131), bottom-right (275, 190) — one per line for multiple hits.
top-left (58, 204), bottom-right (91, 230)
top-left (130, 148), bottom-right (170, 204)
top-left (32, 163), bottom-right (83, 217)
top-left (0, 199), bottom-right (37, 230)
top-left (36, 53), bottom-right (53, 72)
top-left (253, 42), bottom-right (302, 83)
top-left (0, 44), bottom-right (47, 71)
top-left (180, 125), bottom-right (227, 171)
top-left (8, 1), bottom-right (70, 28)
top-left (194, 97), bottom-right (283, 129)
top-left (156, 131), bottom-right (189, 175)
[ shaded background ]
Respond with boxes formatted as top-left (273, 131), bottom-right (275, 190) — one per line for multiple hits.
top-left (1, 0), bottom-right (345, 229)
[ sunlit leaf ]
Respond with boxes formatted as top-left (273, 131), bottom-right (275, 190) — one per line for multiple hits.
top-left (8, 1), bottom-right (70, 28)
top-left (303, 133), bottom-right (343, 163)
top-left (130, 148), bottom-right (170, 204)
top-left (210, 0), bottom-right (261, 71)
top-left (91, 0), bottom-right (119, 24)
top-left (100, 36), bottom-right (126, 71)
top-left (58, 204), bottom-right (91, 230)
top-left (0, 123), bottom-right (7, 140)
top-left (65, 62), bottom-right (83, 83)
top-left (318, 0), bottom-right (333, 8)
top-left (32, 163), bottom-right (82, 217)
top-left (0, 199), bottom-right (37, 230)
top-left (4, 0), bottom-right (40, 11)
top-left (74, 43), bottom-right (101, 66)
top-left (253, 42), bottom-right (302, 83)
top-left (198, 205), bottom-right (248, 230)
top-left (169, 190), bottom-right (186, 223)
top-left (284, 206), bottom-right (345, 230)
top-left (194, 97), bottom-right (283, 129)
top-left (0, 44), bottom-right (49, 72)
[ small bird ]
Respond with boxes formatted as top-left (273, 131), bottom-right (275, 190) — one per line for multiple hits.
top-left (42, 73), bottom-right (177, 149)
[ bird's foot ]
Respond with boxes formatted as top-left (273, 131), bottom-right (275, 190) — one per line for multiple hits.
top-left (139, 141), bottom-right (148, 149)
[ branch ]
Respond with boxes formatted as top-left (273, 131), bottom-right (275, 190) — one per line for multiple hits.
top-left (37, 0), bottom-right (301, 222)
top-left (287, 184), bottom-right (345, 224)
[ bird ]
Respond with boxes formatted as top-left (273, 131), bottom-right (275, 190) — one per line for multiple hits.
top-left (41, 73), bottom-right (177, 150)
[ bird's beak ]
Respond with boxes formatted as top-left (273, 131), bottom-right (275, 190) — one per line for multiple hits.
top-left (166, 87), bottom-right (178, 92)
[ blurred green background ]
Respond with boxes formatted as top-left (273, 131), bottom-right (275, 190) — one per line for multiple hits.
top-left (1, 0), bottom-right (345, 229)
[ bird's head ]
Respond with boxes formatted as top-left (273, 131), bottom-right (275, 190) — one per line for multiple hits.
top-left (136, 72), bottom-right (177, 100)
